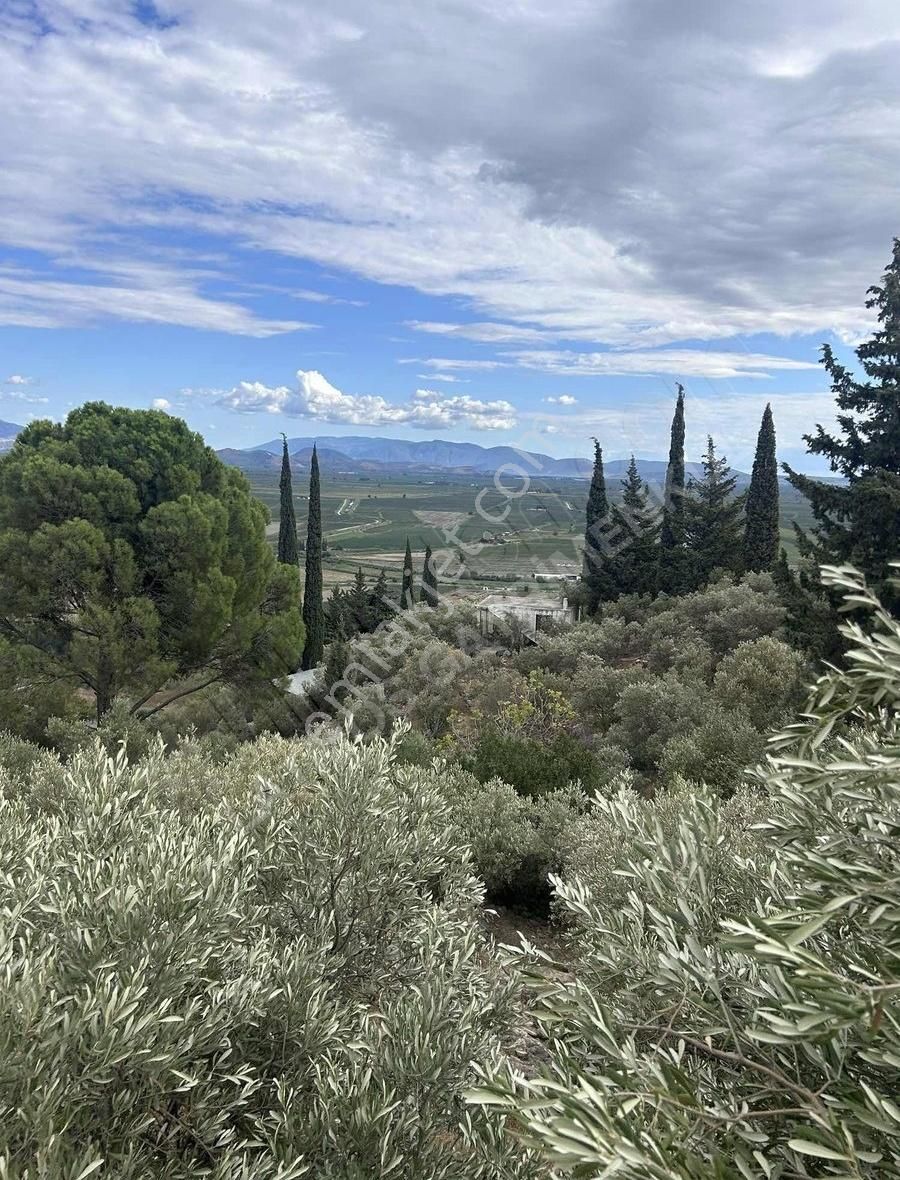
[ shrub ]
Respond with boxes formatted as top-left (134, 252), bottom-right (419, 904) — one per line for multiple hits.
top-left (474, 564), bottom-right (900, 1179)
top-left (0, 728), bottom-right (540, 1178)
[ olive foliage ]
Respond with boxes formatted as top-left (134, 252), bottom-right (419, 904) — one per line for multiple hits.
top-left (475, 565), bottom-right (900, 1179)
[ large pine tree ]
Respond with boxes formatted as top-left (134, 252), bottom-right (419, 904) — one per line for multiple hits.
top-left (400, 539), bottom-right (415, 610)
top-left (301, 445), bottom-right (324, 669)
top-left (658, 385), bottom-right (690, 594)
top-left (743, 404), bottom-right (780, 572)
top-left (421, 543), bottom-right (439, 608)
top-left (580, 439), bottom-right (615, 615)
top-left (784, 239), bottom-right (900, 613)
top-left (276, 434), bottom-right (299, 566)
top-left (609, 456), bottom-right (661, 597)
top-left (684, 436), bottom-right (744, 589)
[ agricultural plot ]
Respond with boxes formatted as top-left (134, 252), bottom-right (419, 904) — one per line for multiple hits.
top-left (246, 470), bottom-right (817, 591)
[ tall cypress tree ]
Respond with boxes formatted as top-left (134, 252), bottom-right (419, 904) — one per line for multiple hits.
top-left (581, 439), bottom-right (614, 615)
top-left (684, 436), bottom-right (744, 589)
top-left (421, 543), bottom-right (439, 608)
top-left (658, 384), bottom-right (688, 594)
top-left (301, 445), bottom-right (324, 669)
top-left (743, 403), bottom-right (780, 572)
top-left (784, 239), bottom-right (900, 614)
top-left (277, 434), bottom-right (299, 566)
top-left (609, 456), bottom-right (661, 597)
top-left (400, 539), bottom-right (415, 610)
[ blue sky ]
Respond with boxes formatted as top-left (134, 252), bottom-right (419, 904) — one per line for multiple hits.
top-left (3, 0), bottom-right (899, 471)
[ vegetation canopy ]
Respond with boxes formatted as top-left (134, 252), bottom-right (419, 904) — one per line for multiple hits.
top-left (0, 403), bottom-right (304, 723)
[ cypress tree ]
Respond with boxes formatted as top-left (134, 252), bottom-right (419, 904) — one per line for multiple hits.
top-left (609, 456), bottom-right (661, 597)
top-left (301, 445), bottom-right (324, 669)
top-left (658, 384), bottom-right (689, 594)
top-left (784, 239), bottom-right (900, 614)
top-left (743, 403), bottom-right (780, 572)
top-left (400, 539), bottom-right (415, 610)
top-left (277, 434), bottom-right (299, 565)
top-left (580, 439), bottom-right (615, 615)
top-left (684, 436), bottom-right (744, 589)
top-left (421, 543), bottom-right (439, 608)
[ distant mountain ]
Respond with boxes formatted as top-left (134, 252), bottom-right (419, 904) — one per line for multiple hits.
top-left (253, 433), bottom-right (596, 476)
top-left (0, 420), bottom-right (22, 452)
top-left (234, 433), bottom-right (722, 482)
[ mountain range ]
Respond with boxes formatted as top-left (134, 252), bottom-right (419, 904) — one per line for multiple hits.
top-left (217, 434), bottom-right (718, 483)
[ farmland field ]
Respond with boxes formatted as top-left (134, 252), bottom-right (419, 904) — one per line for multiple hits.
top-left (245, 468), bottom-right (818, 596)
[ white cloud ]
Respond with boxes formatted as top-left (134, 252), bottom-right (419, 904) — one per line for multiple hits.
top-left (0, 1), bottom-right (898, 347)
top-left (541, 424), bottom-right (560, 434)
top-left (218, 369), bottom-right (518, 430)
top-left (407, 320), bottom-right (548, 344)
top-left (416, 372), bottom-right (466, 383)
top-left (152, 397), bottom-right (172, 410)
top-left (544, 394), bottom-right (578, 406)
top-left (0, 268), bottom-right (311, 336)
top-left (4, 374), bottom-right (33, 385)
top-left (515, 350), bottom-right (819, 380)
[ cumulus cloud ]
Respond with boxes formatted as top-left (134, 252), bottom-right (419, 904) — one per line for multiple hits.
top-left (218, 369), bottom-right (518, 430)
top-left (152, 398), bottom-right (172, 410)
top-left (1, 1), bottom-right (897, 345)
top-left (545, 394), bottom-right (578, 406)
top-left (4, 374), bottom-right (33, 385)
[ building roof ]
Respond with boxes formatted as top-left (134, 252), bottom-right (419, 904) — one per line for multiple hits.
top-left (477, 594), bottom-right (568, 610)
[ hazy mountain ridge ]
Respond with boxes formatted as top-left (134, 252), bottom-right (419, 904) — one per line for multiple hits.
top-left (224, 434), bottom-right (719, 483)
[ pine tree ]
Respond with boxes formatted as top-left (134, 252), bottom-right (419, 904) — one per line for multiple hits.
top-left (324, 584), bottom-right (347, 643)
top-left (277, 434), bottom-right (299, 565)
top-left (421, 543), bottom-right (439, 608)
top-left (580, 440), bottom-right (615, 615)
top-left (609, 456), bottom-right (661, 597)
top-left (684, 436), bottom-right (744, 589)
top-left (658, 384), bottom-right (690, 594)
top-left (301, 445), bottom-right (324, 669)
top-left (400, 539), bottom-right (415, 610)
top-left (369, 568), bottom-right (393, 628)
top-left (743, 404), bottom-right (780, 572)
top-left (346, 566), bottom-right (372, 635)
top-left (784, 239), bottom-right (900, 613)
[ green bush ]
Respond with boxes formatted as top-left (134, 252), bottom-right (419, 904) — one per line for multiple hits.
top-left (474, 564), bottom-right (900, 1179)
top-left (0, 729), bottom-right (541, 1178)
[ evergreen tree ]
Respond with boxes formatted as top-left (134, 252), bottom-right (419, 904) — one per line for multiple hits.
top-left (346, 566), bottom-right (372, 635)
top-left (276, 434), bottom-right (299, 566)
top-left (324, 584), bottom-right (347, 643)
top-left (609, 456), bottom-right (661, 597)
top-left (684, 436), bottom-right (744, 589)
top-left (784, 239), bottom-right (900, 614)
top-left (658, 384), bottom-right (690, 594)
top-left (421, 544), bottom-right (439, 608)
top-left (580, 439), bottom-right (615, 615)
top-left (301, 445), bottom-right (324, 669)
top-left (743, 404), bottom-right (780, 572)
top-left (400, 539), bottom-right (415, 610)
top-left (369, 568), bottom-right (393, 628)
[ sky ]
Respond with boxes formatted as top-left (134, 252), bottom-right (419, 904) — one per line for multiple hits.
top-left (2, 0), bottom-right (899, 471)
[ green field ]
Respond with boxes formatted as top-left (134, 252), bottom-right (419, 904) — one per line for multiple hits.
top-left (245, 469), bottom-right (817, 594)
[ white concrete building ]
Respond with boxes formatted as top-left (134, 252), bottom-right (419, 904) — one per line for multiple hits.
top-left (477, 593), bottom-right (575, 640)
